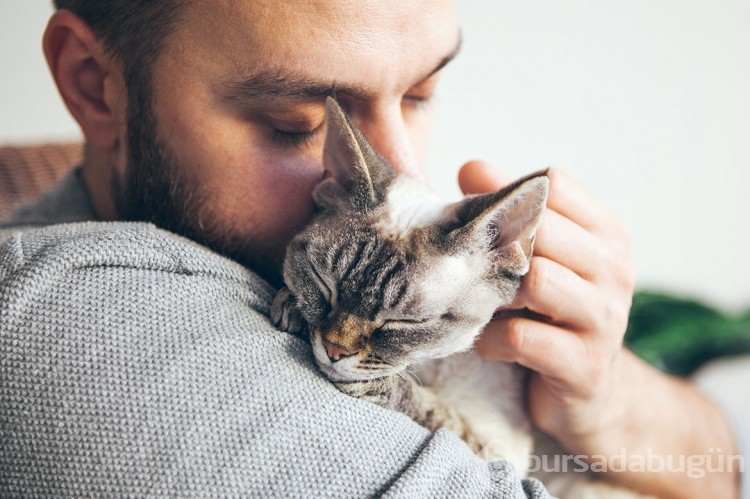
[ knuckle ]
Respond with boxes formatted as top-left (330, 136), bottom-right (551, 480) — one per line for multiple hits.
top-left (599, 246), bottom-right (636, 292)
top-left (588, 295), bottom-right (630, 345)
top-left (607, 218), bottom-right (631, 254)
top-left (545, 166), bottom-right (564, 183)
top-left (623, 263), bottom-right (637, 291)
top-left (589, 307), bottom-right (608, 336)
top-left (615, 222), bottom-right (632, 253)
top-left (616, 261), bottom-right (638, 292)
top-left (604, 299), bottom-right (630, 335)
top-left (545, 167), bottom-right (565, 193)
top-left (524, 258), bottom-right (550, 295)
top-left (583, 352), bottom-right (610, 389)
top-left (598, 244), bottom-right (620, 274)
top-left (503, 318), bottom-right (527, 354)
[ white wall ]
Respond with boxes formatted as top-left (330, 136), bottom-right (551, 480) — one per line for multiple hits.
top-left (0, 2), bottom-right (78, 143)
top-left (428, 1), bottom-right (750, 311)
top-left (2, 2), bottom-right (749, 310)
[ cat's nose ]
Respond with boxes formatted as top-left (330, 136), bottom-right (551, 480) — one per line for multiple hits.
top-left (323, 339), bottom-right (357, 362)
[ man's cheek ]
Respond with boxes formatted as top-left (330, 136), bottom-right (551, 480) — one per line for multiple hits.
top-left (224, 154), bottom-right (322, 234)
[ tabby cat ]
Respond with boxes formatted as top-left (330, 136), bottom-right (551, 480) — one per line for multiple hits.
top-left (272, 98), bottom-right (648, 499)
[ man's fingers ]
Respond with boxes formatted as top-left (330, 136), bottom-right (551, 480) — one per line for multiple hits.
top-left (476, 317), bottom-right (588, 384)
top-left (476, 316), bottom-right (616, 400)
top-left (457, 166), bottom-right (630, 258)
top-left (457, 160), bottom-right (510, 195)
top-left (512, 256), bottom-right (604, 332)
top-left (533, 209), bottom-right (615, 283)
top-left (545, 169), bottom-right (630, 253)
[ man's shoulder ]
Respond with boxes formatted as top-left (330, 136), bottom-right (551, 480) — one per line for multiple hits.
top-left (0, 221), bottom-right (271, 295)
top-left (0, 221), bottom-right (279, 364)
top-left (0, 222), bottom-right (429, 497)
top-left (0, 224), bottom-right (548, 498)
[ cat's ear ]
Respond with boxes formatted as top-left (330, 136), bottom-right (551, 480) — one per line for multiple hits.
top-left (314, 97), bottom-right (395, 212)
top-left (436, 171), bottom-right (549, 276)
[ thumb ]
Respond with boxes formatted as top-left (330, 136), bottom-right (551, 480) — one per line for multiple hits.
top-left (457, 160), bottom-right (511, 195)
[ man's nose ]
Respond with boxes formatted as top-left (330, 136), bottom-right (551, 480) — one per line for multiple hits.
top-left (356, 107), bottom-right (421, 179)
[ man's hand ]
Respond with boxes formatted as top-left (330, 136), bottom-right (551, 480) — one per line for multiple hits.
top-left (459, 161), bottom-right (635, 450)
top-left (458, 160), bottom-right (739, 499)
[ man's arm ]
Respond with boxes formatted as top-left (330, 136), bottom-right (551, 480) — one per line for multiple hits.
top-left (458, 161), bottom-right (740, 499)
top-left (0, 222), bottom-right (548, 498)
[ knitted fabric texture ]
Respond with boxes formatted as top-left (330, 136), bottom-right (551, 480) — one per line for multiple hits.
top-left (0, 174), bottom-right (548, 497)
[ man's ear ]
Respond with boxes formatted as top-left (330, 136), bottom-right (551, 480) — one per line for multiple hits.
top-left (43, 10), bottom-right (124, 151)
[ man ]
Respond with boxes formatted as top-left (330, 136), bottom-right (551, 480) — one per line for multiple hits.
top-left (0, 1), bottom-right (740, 497)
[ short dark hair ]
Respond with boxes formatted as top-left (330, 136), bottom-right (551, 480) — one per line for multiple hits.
top-left (53, 1), bottom-right (184, 82)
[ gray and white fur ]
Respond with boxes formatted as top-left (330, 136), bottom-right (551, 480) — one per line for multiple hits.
top-left (272, 98), bottom-right (649, 499)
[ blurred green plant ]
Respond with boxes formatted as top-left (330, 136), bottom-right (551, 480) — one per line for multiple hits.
top-left (625, 291), bottom-right (750, 377)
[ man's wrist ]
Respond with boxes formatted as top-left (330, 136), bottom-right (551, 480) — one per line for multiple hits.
top-left (534, 349), bottom-right (638, 457)
top-left (543, 349), bottom-right (740, 499)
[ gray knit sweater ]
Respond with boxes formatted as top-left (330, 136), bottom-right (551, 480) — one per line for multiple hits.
top-left (0, 170), bottom-right (549, 497)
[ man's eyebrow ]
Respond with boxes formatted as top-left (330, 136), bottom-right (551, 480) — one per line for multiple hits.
top-left (222, 32), bottom-right (462, 104)
top-left (426, 32), bottom-right (462, 80)
top-left (222, 71), bottom-right (368, 103)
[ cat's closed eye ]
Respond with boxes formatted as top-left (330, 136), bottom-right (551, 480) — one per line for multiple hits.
top-left (308, 263), bottom-right (335, 303)
top-left (381, 318), bottom-right (433, 331)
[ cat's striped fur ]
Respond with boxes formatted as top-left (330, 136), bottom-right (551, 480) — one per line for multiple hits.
top-left (272, 96), bottom-right (545, 455)
top-left (272, 98), bottom-right (649, 499)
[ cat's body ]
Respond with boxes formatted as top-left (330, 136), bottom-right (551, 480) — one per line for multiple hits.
top-left (272, 98), bottom-right (648, 498)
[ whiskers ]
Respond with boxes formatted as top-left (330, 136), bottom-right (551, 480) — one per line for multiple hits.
top-left (354, 353), bottom-right (404, 380)
top-left (404, 367), bottom-right (423, 387)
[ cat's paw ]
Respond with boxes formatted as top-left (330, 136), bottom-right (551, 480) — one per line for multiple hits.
top-left (271, 287), bottom-right (308, 338)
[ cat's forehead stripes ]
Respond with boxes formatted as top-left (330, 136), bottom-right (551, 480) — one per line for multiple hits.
top-left (331, 233), bottom-right (413, 321)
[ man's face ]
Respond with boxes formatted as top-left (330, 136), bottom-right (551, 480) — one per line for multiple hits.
top-left (115, 0), bottom-right (460, 285)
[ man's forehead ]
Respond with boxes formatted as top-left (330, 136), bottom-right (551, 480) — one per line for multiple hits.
top-left (185, 0), bottom-right (454, 33)
top-left (176, 0), bottom-right (460, 97)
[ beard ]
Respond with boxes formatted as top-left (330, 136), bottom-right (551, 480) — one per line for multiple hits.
top-left (112, 78), bottom-right (283, 287)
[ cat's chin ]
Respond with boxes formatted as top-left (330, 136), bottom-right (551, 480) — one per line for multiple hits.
top-left (313, 355), bottom-right (400, 383)
top-left (313, 362), bottom-right (374, 382)
top-left (318, 364), bottom-right (370, 383)
top-left (310, 335), bottom-right (402, 382)
top-left (315, 361), bottom-right (353, 382)
top-left (310, 334), bottom-right (362, 382)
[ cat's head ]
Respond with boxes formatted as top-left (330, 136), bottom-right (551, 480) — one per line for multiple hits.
top-left (283, 98), bottom-right (548, 382)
